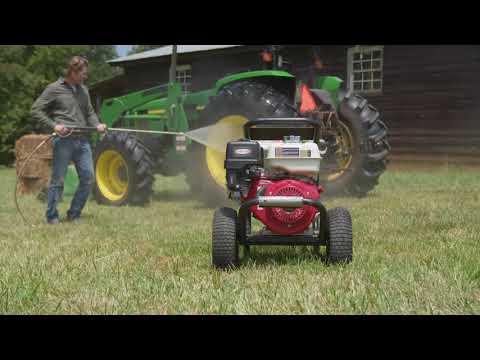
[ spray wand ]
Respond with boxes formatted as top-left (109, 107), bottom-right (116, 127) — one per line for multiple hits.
top-left (60, 126), bottom-right (186, 136)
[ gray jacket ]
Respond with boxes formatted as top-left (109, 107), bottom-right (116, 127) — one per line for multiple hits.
top-left (31, 77), bottom-right (100, 130)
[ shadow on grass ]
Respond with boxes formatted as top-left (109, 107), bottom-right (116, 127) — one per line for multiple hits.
top-left (152, 191), bottom-right (219, 211)
top-left (152, 191), bottom-right (238, 211)
top-left (89, 191), bottom-right (216, 211)
top-left (241, 246), bottom-right (327, 267)
top-left (57, 213), bottom-right (96, 223)
top-left (321, 192), bottom-right (380, 200)
top-left (152, 190), bottom-right (195, 202)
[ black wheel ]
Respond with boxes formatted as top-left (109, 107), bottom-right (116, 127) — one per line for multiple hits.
top-left (320, 92), bottom-right (390, 197)
top-left (93, 132), bottom-right (155, 206)
top-left (185, 80), bottom-right (295, 207)
top-left (212, 207), bottom-right (239, 269)
top-left (326, 207), bottom-right (353, 264)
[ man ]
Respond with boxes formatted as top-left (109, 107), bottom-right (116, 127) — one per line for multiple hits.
top-left (31, 56), bottom-right (107, 224)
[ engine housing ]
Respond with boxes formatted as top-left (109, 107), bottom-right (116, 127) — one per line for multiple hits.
top-left (246, 178), bottom-right (322, 235)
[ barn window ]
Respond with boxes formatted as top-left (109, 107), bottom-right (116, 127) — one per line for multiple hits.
top-left (176, 64), bottom-right (192, 94)
top-left (347, 46), bottom-right (384, 94)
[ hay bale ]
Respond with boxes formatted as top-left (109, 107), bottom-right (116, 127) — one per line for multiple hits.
top-left (17, 158), bottom-right (52, 178)
top-left (15, 134), bottom-right (53, 161)
top-left (15, 134), bottom-right (53, 195)
top-left (17, 177), bottom-right (50, 195)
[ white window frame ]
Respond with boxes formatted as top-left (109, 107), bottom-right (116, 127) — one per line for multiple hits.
top-left (347, 45), bottom-right (384, 95)
top-left (176, 64), bottom-right (192, 94)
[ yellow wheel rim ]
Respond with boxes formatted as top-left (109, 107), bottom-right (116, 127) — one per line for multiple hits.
top-left (325, 119), bottom-right (354, 182)
top-left (205, 115), bottom-right (248, 188)
top-left (96, 150), bottom-right (129, 201)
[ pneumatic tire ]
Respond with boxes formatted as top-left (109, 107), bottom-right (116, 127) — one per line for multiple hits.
top-left (93, 132), bottom-right (155, 206)
top-left (326, 207), bottom-right (353, 264)
top-left (323, 93), bottom-right (390, 197)
top-left (212, 207), bottom-right (239, 270)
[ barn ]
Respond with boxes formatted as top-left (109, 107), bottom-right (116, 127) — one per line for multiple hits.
top-left (90, 45), bottom-right (480, 166)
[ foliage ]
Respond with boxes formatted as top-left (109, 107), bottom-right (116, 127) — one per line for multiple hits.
top-left (86, 45), bottom-right (123, 84)
top-left (128, 45), bottom-right (165, 55)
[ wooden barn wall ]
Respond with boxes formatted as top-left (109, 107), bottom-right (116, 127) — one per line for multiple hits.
top-left (122, 58), bottom-right (171, 92)
top-left (288, 45), bottom-right (480, 160)
top-left (372, 45), bottom-right (480, 159)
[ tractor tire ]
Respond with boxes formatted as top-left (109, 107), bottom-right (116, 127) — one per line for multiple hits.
top-left (326, 207), bottom-right (353, 264)
top-left (185, 80), bottom-right (295, 207)
top-left (212, 207), bottom-right (239, 269)
top-left (322, 93), bottom-right (390, 197)
top-left (93, 132), bottom-right (155, 206)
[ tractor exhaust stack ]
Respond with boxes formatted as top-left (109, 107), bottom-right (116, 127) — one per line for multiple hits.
top-left (169, 45), bottom-right (178, 84)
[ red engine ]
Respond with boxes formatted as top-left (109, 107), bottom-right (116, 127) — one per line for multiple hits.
top-left (245, 179), bottom-right (324, 235)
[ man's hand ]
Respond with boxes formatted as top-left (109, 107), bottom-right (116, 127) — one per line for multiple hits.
top-left (97, 124), bottom-right (107, 133)
top-left (54, 124), bottom-right (69, 136)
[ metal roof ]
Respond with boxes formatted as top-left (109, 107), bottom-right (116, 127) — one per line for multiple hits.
top-left (109, 45), bottom-right (244, 64)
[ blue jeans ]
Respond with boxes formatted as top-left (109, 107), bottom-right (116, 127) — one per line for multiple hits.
top-left (46, 137), bottom-right (95, 221)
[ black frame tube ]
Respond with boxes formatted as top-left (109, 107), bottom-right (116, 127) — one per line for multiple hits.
top-left (244, 235), bottom-right (322, 246)
top-left (237, 197), bottom-right (328, 246)
top-left (244, 118), bottom-right (321, 140)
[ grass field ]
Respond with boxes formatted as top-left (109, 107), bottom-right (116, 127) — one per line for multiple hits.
top-left (0, 165), bottom-right (479, 314)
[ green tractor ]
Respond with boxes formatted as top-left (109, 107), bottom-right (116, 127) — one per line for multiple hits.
top-left (91, 45), bottom-right (390, 207)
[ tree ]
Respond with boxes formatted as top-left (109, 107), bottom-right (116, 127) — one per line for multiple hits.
top-left (86, 45), bottom-right (122, 84)
top-left (128, 45), bottom-right (166, 55)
